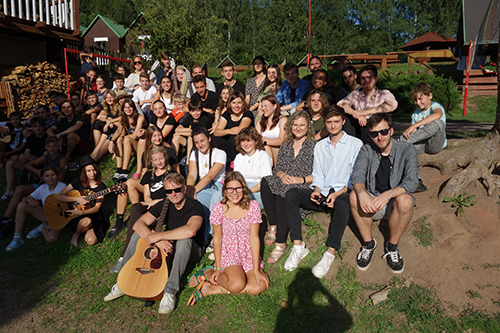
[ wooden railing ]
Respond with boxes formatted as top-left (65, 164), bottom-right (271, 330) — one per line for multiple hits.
top-left (2, 0), bottom-right (79, 31)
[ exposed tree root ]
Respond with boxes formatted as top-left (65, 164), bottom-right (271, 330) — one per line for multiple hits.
top-left (418, 130), bottom-right (500, 198)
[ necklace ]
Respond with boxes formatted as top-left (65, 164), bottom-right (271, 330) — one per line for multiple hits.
top-left (200, 152), bottom-right (209, 169)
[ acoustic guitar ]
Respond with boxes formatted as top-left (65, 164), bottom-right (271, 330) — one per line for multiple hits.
top-left (117, 198), bottom-right (170, 300)
top-left (44, 182), bottom-right (127, 230)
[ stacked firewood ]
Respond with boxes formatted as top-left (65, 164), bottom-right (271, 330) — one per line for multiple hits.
top-left (1, 61), bottom-right (74, 116)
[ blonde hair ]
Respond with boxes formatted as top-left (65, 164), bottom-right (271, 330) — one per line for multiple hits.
top-left (102, 90), bottom-right (120, 117)
top-left (176, 65), bottom-right (192, 97)
top-left (284, 110), bottom-right (315, 143)
top-left (148, 146), bottom-right (172, 174)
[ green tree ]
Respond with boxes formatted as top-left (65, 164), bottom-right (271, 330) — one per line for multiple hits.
top-left (138, 0), bottom-right (225, 65)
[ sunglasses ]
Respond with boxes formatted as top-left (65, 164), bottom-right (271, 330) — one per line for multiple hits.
top-left (368, 128), bottom-right (391, 138)
top-left (165, 187), bottom-right (183, 194)
top-left (134, 61), bottom-right (142, 65)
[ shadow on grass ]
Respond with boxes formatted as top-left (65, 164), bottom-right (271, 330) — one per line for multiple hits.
top-left (274, 268), bottom-right (352, 332)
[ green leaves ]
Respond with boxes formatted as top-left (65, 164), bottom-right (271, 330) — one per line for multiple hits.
top-left (443, 192), bottom-right (477, 217)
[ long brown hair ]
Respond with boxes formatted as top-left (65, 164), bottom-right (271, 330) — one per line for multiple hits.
top-left (80, 164), bottom-right (102, 188)
top-left (145, 125), bottom-right (165, 168)
top-left (226, 91), bottom-right (249, 115)
top-left (235, 127), bottom-right (265, 154)
top-left (120, 98), bottom-right (140, 129)
top-left (260, 64), bottom-right (282, 94)
top-left (258, 95), bottom-right (281, 132)
top-left (221, 171), bottom-right (252, 211)
top-left (158, 76), bottom-right (174, 98)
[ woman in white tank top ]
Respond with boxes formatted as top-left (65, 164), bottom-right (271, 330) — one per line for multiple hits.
top-left (255, 95), bottom-right (286, 166)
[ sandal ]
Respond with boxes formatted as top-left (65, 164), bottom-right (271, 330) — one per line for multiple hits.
top-left (187, 280), bottom-right (205, 306)
top-left (264, 226), bottom-right (277, 246)
top-left (189, 266), bottom-right (213, 286)
top-left (0, 194), bottom-right (12, 201)
top-left (267, 244), bottom-right (287, 264)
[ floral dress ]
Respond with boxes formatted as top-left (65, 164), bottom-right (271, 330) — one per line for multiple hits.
top-left (210, 200), bottom-right (263, 273)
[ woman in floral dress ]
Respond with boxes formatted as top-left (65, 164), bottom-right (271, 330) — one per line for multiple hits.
top-left (187, 171), bottom-right (269, 305)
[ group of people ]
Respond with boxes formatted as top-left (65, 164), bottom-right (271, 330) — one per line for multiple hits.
top-left (0, 52), bottom-right (448, 315)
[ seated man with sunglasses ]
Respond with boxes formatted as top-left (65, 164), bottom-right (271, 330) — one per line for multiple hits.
top-left (350, 113), bottom-right (418, 273)
top-left (104, 172), bottom-right (205, 315)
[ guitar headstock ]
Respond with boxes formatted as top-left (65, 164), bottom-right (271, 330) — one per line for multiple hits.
top-left (110, 182), bottom-right (127, 194)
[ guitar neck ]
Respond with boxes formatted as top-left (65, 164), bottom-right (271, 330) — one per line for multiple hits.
top-left (84, 187), bottom-right (112, 201)
top-left (154, 198), bottom-right (170, 233)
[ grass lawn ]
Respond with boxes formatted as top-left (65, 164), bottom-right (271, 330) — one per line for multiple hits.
top-left (1, 152), bottom-right (500, 332)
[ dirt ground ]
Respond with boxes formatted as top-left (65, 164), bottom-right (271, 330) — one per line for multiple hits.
top-left (312, 138), bottom-right (500, 316)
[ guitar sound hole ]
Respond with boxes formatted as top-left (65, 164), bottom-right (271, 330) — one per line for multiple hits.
top-left (143, 246), bottom-right (162, 269)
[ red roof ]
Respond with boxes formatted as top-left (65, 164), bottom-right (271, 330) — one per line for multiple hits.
top-left (400, 31), bottom-right (457, 50)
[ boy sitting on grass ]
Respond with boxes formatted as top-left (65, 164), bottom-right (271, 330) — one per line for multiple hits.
top-left (400, 82), bottom-right (447, 192)
top-left (0, 136), bottom-right (68, 239)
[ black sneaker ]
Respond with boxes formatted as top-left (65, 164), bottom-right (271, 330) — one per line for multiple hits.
top-left (382, 244), bottom-right (405, 273)
top-left (415, 179), bottom-right (427, 193)
top-left (107, 225), bottom-right (126, 238)
top-left (356, 239), bottom-right (377, 271)
top-left (0, 220), bottom-right (15, 238)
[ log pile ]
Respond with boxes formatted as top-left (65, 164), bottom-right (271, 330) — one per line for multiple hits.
top-left (1, 61), bottom-right (74, 116)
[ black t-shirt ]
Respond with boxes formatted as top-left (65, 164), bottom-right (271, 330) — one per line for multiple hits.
top-left (375, 155), bottom-right (391, 194)
top-left (181, 111), bottom-right (215, 131)
top-left (55, 114), bottom-right (90, 142)
top-left (149, 197), bottom-right (205, 247)
top-left (140, 170), bottom-right (167, 200)
top-left (70, 177), bottom-right (107, 208)
top-left (222, 110), bottom-right (254, 131)
top-left (191, 91), bottom-right (219, 112)
top-left (216, 81), bottom-right (246, 96)
top-left (151, 114), bottom-right (177, 143)
top-left (26, 134), bottom-right (48, 157)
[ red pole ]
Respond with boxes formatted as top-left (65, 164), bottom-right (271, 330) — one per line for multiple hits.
top-left (64, 48), bottom-right (70, 100)
top-left (307, 0), bottom-right (311, 65)
top-left (463, 40), bottom-right (473, 116)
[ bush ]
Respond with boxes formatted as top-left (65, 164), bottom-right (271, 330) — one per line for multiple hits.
top-left (378, 72), bottom-right (462, 115)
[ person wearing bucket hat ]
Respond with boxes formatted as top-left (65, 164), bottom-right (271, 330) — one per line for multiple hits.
top-left (55, 155), bottom-right (110, 247)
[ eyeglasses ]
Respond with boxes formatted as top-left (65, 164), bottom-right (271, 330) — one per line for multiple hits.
top-left (368, 128), bottom-right (391, 138)
top-left (225, 187), bottom-right (243, 194)
top-left (134, 61), bottom-right (142, 65)
top-left (165, 187), bottom-right (183, 194)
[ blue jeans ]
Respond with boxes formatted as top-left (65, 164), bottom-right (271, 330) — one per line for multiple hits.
top-left (196, 181), bottom-right (222, 239)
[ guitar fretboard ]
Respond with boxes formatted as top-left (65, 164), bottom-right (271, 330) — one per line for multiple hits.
top-left (155, 198), bottom-right (170, 233)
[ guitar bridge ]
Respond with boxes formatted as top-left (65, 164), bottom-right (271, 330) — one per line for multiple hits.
top-left (136, 268), bottom-right (155, 275)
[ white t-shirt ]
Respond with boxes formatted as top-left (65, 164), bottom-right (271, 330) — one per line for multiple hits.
top-left (133, 85), bottom-right (157, 112)
top-left (31, 181), bottom-right (67, 206)
top-left (189, 148), bottom-right (226, 183)
top-left (234, 150), bottom-right (273, 183)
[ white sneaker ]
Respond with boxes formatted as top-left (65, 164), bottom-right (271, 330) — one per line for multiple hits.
top-left (109, 257), bottom-right (124, 274)
top-left (103, 284), bottom-right (125, 301)
top-left (312, 251), bottom-right (335, 278)
top-left (158, 293), bottom-right (176, 314)
top-left (284, 243), bottom-right (310, 271)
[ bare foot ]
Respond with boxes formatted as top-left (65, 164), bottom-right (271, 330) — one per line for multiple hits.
top-left (70, 235), bottom-right (79, 247)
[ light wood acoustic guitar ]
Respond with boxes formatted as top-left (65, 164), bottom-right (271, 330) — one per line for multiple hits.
top-left (117, 198), bottom-right (170, 300)
top-left (44, 182), bottom-right (127, 230)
